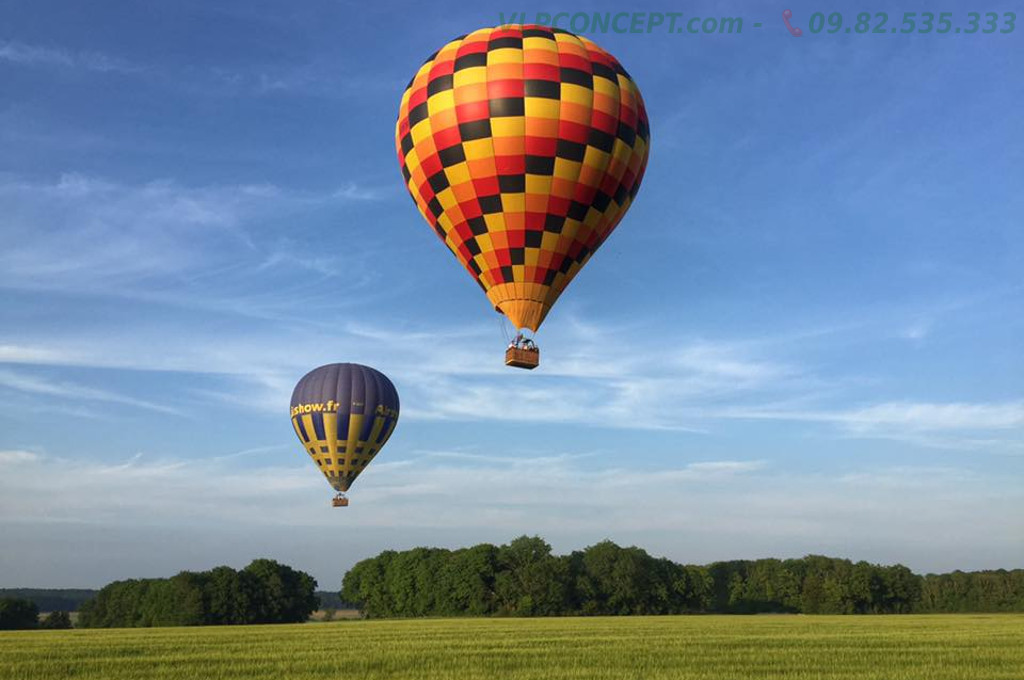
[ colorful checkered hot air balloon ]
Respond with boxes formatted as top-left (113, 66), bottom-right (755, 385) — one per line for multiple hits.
top-left (290, 364), bottom-right (400, 507)
top-left (396, 25), bottom-right (650, 369)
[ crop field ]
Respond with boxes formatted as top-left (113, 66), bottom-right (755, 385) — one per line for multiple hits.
top-left (2, 614), bottom-right (1022, 680)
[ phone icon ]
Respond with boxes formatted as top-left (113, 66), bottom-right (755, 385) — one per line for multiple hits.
top-left (782, 9), bottom-right (803, 36)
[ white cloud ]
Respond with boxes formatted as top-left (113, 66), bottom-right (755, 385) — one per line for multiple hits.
top-left (0, 450), bottom-right (40, 464)
top-left (0, 38), bottom-right (399, 103)
top-left (715, 400), bottom-right (1024, 432)
top-left (0, 41), bottom-right (142, 73)
top-left (684, 460), bottom-right (766, 473)
top-left (331, 182), bottom-right (388, 202)
top-left (0, 450), bottom-right (318, 525)
top-left (671, 342), bottom-right (793, 384)
top-left (0, 345), bottom-right (75, 364)
top-left (0, 173), bottom-right (388, 301)
top-left (711, 400), bottom-right (1024, 451)
top-left (899, 320), bottom-right (932, 341)
top-left (0, 368), bottom-right (183, 416)
top-left (0, 174), bottom-right (252, 290)
top-left (1, 312), bottom-right (1021, 449)
top-left (1, 448), bottom-right (1020, 584)
top-left (840, 401), bottom-right (1024, 431)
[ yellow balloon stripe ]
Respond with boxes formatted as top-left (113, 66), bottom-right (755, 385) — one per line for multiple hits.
top-left (396, 24), bottom-right (649, 332)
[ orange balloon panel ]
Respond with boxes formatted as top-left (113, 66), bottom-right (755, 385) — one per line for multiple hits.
top-left (396, 25), bottom-right (650, 332)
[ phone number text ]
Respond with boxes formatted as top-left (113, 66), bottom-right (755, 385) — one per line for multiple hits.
top-left (805, 12), bottom-right (1015, 34)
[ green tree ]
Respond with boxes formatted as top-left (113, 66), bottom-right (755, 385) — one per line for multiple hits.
top-left (379, 548), bottom-right (450, 616)
top-left (342, 551), bottom-right (396, 618)
top-left (39, 611), bottom-right (72, 629)
top-left (573, 541), bottom-right (670, 615)
top-left (79, 561), bottom-right (319, 628)
top-left (495, 536), bottom-right (569, 616)
top-left (879, 564), bottom-right (920, 613)
top-left (672, 564), bottom-right (713, 612)
top-left (244, 559), bottom-right (318, 623)
top-left (0, 598), bottom-right (39, 630)
top-left (206, 566), bottom-right (258, 624)
top-left (444, 544), bottom-right (499, 615)
top-left (336, 541), bottom-right (1024, 618)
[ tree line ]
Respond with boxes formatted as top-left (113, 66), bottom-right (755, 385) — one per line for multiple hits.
top-left (3, 541), bottom-right (1020, 630)
top-left (0, 598), bottom-right (71, 630)
top-left (0, 589), bottom-right (95, 613)
top-left (77, 559), bottom-right (318, 628)
top-left (341, 536), bottom-right (1024, 618)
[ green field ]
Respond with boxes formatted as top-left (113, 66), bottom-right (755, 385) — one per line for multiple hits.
top-left (2, 615), bottom-right (1022, 679)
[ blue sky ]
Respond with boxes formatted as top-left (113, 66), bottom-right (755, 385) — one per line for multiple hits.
top-left (1, 0), bottom-right (1021, 589)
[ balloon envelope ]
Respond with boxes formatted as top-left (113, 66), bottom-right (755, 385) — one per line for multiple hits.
top-left (396, 24), bottom-right (650, 332)
top-left (290, 363), bottom-right (400, 493)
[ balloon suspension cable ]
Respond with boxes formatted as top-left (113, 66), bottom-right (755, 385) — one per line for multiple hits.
top-left (498, 310), bottom-right (520, 346)
top-left (497, 310), bottom-right (512, 344)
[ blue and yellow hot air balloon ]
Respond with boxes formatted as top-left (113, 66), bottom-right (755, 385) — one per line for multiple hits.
top-left (290, 363), bottom-right (400, 507)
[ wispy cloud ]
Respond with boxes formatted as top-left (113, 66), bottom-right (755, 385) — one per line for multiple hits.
top-left (840, 401), bottom-right (1024, 432)
top-left (671, 343), bottom-right (794, 384)
top-left (0, 450), bottom-right (321, 526)
top-left (0, 40), bottom-right (143, 73)
top-left (1, 448), bottom-right (1020, 584)
top-left (0, 173), bottom-right (389, 305)
top-left (1, 311), bottom-right (1021, 450)
top-left (332, 182), bottom-right (387, 202)
top-left (0, 174), bottom-right (252, 290)
top-left (0, 37), bottom-right (399, 102)
top-left (0, 368), bottom-right (183, 416)
top-left (207, 57), bottom-right (401, 99)
top-left (709, 400), bottom-right (1024, 452)
top-left (0, 450), bottom-right (40, 464)
top-left (0, 345), bottom-right (75, 364)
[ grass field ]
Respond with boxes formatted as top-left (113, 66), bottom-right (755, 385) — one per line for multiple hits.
top-left (2, 615), bottom-right (1022, 679)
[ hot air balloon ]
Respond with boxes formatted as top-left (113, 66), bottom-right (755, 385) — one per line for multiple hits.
top-left (396, 25), bottom-right (650, 369)
top-left (290, 363), bottom-right (399, 507)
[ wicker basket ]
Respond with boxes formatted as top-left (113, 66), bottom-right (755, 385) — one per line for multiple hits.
top-left (505, 347), bottom-right (540, 369)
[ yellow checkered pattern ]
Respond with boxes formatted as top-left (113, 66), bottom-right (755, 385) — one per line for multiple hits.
top-left (397, 25), bottom-right (650, 332)
top-left (291, 410), bottom-right (398, 493)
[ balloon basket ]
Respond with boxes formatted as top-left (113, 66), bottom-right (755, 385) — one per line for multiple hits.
top-left (332, 495), bottom-right (350, 508)
top-left (505, 346), bottom-right (540, 370)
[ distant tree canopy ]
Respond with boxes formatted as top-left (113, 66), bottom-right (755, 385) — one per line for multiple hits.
top-left (39, 611), bottom-right (73, 629)
top-left (78, 559), bottom-right (317, 628)
top-left (0, 597), bottom-right (40, 630)
top-left (314, 591), bottom-right (358, 611)
top-left (342, 537), bottom-right (1024, 618)
top-left (0, 589), bottom-right (96, 613)
top-left (916, 569), bottom-right (1024, 613)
